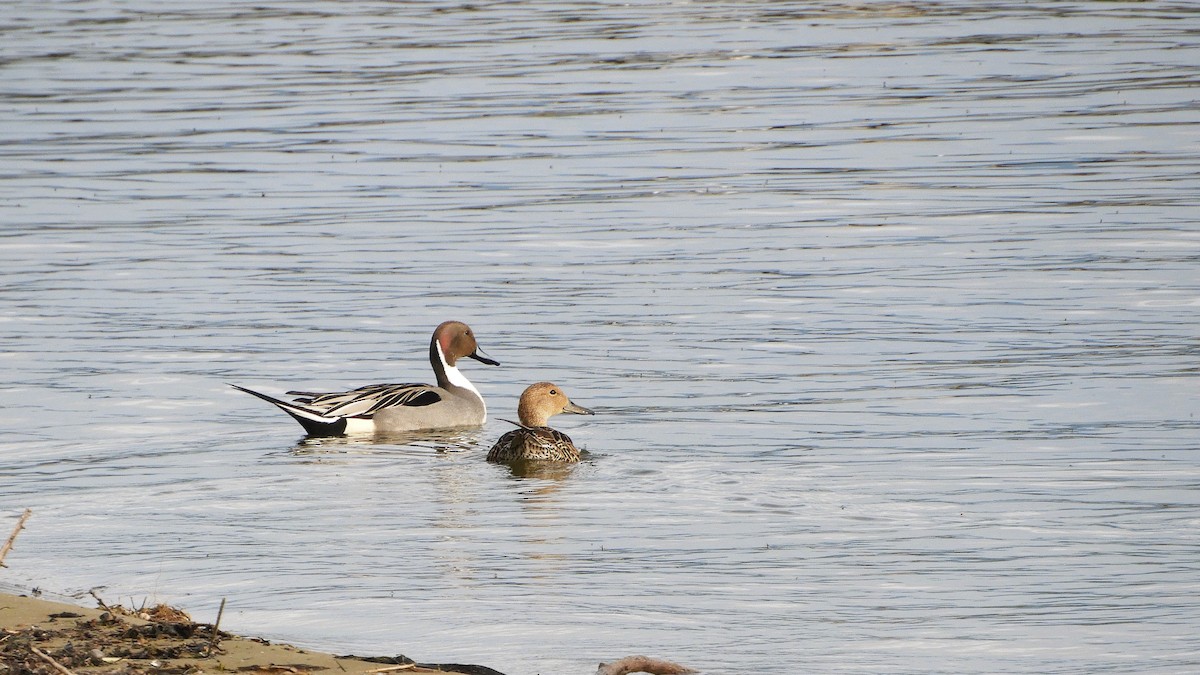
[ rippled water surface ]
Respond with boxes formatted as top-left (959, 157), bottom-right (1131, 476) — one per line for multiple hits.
top-left (2, 2), bottom-right (1199, 673)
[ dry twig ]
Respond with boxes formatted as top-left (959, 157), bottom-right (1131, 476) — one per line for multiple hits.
top-left (31, 646), bottom-right (78, 675)
top-left (206, 597), bottom-right (227, 656)
top-left (597, 655), bottom-right (697, 675)
top-left (88, 589), bottom-right (113, 613)
top-left (0, 508), bottom-right (32, 568)
top-left (364, 665), bottom-right (417, 673)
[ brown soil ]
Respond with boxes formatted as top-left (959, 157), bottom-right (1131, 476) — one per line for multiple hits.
top-left (0, 591), bottom-right (503, 675)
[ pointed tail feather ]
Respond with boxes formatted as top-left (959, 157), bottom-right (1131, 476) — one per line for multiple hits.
top-left (229, 384), bottom-right (348, 436)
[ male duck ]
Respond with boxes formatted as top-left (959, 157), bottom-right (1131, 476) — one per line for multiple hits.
top-left (233, 320), bottom-right (499, 436)
top-left (487, 382), bottom-right (594, 463)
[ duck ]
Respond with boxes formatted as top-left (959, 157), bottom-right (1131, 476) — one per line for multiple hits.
top-left (487, 382), bottom-right (594, 463)
top-left (232, 320), bottom-right (499, 436)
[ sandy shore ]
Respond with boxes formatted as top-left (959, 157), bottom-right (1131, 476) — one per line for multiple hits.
top-left (0, 588), bottom-right (501, 675)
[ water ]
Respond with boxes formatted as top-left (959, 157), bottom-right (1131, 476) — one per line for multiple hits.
top-left (2, 1), bottom-right (1199, 673)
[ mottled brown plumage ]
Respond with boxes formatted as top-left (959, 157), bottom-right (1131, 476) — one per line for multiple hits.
top-left (487, 382), bottom-right (594, 463)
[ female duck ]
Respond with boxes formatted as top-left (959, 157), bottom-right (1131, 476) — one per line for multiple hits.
top-left (487, 382), bottom-right (594, 463)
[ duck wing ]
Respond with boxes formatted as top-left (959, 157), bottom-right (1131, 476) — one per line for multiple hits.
top-left (532, 427), bottom-right (578, 460)
top-left (486, 428), bottom-right (524, 462)
top-left (487, 426), bottom-right (578, 462)
top-left (286, 383), bottom-right (442, 417)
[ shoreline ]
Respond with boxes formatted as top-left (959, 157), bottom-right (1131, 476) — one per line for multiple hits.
top-left (0, 587), bottom-right (502, 675)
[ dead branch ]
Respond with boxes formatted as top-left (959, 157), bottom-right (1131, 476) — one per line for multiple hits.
top-left (206, 597), bottom-right (227, 656)
top-left (88, 589), bottom-right (114, 613)
top-left (0, 509), bottom-right (32, 568)
top-left (31, 646), bottom-right (78, 675)
top-left (597, 655), bottom-right (697, 675)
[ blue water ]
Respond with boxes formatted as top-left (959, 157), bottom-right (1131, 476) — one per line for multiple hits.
top-left (2, 2), bottom-right (1198, 673)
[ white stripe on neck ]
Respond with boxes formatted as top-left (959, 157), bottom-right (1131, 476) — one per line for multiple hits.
top-left (437, 341), bottom-right (484, 410)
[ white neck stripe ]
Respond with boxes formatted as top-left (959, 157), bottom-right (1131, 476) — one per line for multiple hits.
top-left (437, 341), bottom-right (484, 406)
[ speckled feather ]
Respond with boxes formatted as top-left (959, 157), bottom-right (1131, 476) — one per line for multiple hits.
top-left (487, 425), bottom-right (582, 462)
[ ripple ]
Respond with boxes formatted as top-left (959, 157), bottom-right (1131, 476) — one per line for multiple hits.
top-left (2, 2), bottom-right (1199, 674)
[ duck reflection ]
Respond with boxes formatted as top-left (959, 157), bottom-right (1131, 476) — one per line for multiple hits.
top-left (288, 427), bottom-right (486, 458)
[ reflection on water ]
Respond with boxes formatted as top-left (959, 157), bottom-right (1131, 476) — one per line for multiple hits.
top-left (2, 1), bottom-right (1199, 674)
top-left (292, 429), bottom-right (489, 458)
top-left (494, 458), bottom-right (583, 483)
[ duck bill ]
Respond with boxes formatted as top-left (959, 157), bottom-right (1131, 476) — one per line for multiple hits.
top-left (469, 348), bottom-right (500, 366)
top-left (563, 401), bottom-right (595, 416)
